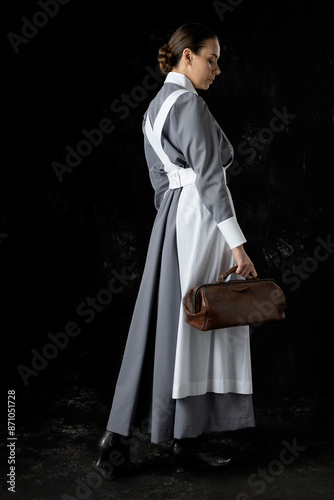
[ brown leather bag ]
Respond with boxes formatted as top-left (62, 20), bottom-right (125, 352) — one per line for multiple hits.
top-left (183, 265), bottom-right (287, 331)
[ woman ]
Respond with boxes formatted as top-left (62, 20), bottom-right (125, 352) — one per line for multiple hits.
top-left (95, 22), bottom-right (257, 479)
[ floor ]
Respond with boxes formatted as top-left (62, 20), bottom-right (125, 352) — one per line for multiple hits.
top-left (1, 387), bottom-right (334, 500)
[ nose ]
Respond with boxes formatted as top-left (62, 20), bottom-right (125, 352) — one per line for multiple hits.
top-left (215, 64), bottom-right (221, 76)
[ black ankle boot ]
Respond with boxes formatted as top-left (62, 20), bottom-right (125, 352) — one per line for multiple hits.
top-left (172, 435), bottom-right (232, 473)
top-left (94, 430), bottom-right (135, 480)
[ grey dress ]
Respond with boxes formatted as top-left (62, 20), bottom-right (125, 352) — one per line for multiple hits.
top-left (106, 71), bottom-right (255, 443)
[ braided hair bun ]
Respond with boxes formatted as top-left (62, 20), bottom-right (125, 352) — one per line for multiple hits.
top-left (158, 43), bottom-right (173, 75)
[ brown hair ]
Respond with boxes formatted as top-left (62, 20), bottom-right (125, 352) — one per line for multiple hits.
top-left (158, 23), bottom-right (218, 75)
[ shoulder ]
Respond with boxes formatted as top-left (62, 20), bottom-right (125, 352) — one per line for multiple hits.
top-left (171, 91), bottom-right (210, 125)
top-left (174, 91), bottom-right (206, 107)
top-left (144, 83), bottom-right (185, 123)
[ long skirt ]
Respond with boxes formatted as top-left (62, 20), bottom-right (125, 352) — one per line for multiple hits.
top-left (106, 188), bottom-right (255, 443)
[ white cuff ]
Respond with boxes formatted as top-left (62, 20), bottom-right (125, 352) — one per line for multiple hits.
top-left (217, 216), bottom-right (247, 249)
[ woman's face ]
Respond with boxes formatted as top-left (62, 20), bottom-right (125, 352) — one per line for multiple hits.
top-left (183, 38), bottom-right (221, 90)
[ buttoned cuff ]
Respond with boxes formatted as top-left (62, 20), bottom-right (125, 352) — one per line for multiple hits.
top-left (217, 216), bottom-right (247, 249)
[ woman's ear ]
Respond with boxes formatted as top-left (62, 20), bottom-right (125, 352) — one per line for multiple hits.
top-left (182, 48), bottom-right (193, 67)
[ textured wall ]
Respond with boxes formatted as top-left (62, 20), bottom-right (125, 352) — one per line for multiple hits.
top-left (2, 0), bottom-right (334, 402)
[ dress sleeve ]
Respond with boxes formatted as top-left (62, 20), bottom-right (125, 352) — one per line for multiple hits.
top-left (168, 92), bottom-right (246, 249)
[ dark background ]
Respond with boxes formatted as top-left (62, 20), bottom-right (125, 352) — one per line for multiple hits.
top-left (1, 0), bottom-right (334, 437)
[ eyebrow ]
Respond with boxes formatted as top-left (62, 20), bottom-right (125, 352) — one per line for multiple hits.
top-left (211, 53), bottom-right (219, 59)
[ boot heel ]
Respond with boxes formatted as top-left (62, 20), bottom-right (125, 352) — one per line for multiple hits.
top-left (176, 458), bottom-right (186, 473)
top-left (172, 439), bottom-right (190, 473)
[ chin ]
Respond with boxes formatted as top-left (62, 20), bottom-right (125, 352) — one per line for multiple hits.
top-left (199, 83), bottom-right (210, 91)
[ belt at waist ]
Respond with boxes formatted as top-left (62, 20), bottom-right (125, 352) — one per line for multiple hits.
top-left (167, 168), bottom-right (196, 189)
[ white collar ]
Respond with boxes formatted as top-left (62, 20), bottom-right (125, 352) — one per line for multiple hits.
top-left (164, 71), bottom-right (198, 95)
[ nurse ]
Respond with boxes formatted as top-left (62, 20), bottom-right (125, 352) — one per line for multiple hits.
top-left (95, 22), bottom-right (257, 479)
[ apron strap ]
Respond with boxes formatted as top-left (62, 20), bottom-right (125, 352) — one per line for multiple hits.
top-left (145, 89), bottom-right (189, 173)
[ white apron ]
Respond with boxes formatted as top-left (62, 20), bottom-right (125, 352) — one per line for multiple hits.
top-left (145, 89), bottom-right (253, 400)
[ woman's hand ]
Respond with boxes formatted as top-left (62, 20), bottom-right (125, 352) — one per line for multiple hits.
top-left (232, 245), bottom-right (257, 278)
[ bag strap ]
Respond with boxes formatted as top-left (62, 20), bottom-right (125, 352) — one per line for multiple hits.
top-left (217, 265), bottom-right (257, 283)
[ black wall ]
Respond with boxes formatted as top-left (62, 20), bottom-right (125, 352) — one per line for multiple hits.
top-left (2, 0), bottom-right (334, 408)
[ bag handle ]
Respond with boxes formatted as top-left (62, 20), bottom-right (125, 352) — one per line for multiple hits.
top-left (216, 265), bottom-right (257, 283)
